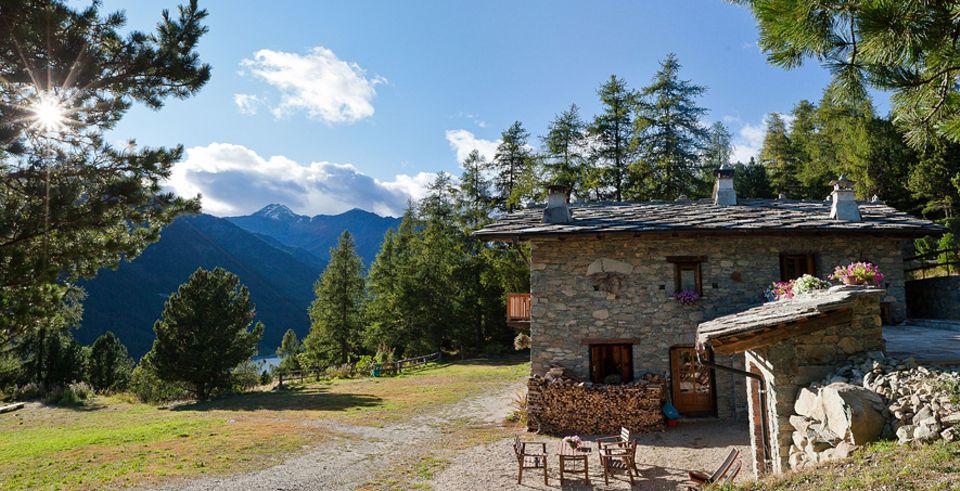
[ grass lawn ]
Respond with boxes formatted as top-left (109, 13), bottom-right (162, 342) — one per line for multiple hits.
top-left (0, 358), bottom-right (528, 491)
top-left (743, 439), bottom-right (960, 490)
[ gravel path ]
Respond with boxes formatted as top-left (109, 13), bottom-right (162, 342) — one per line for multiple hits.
top-left (430, 421), bottom-right (753, 491)
top-left (158, 380), bottom-right (525, 491)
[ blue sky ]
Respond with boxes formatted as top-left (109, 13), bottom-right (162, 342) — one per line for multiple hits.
top-left (98, 0), bottom-right (849, 217)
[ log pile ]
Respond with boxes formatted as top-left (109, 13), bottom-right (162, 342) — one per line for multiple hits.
top-left (527, 368), bottom-right (666, 435)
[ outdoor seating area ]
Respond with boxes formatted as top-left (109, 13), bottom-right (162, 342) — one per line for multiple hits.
top-left (511, 426), bottom-right (745, 490)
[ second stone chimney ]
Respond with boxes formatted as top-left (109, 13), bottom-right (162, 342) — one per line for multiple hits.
top-left (829, 174), bottom-right (861, 221)
top-left (712, 163), bottom-right (737, 206)
top-left (542, 185), bottom-right (572, 224)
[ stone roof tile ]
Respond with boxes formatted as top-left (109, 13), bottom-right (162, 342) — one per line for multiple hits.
top-left (473, 199), bottom-right (946, 239)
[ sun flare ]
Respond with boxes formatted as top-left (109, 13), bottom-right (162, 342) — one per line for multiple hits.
top-left (31, 93), bottom-right (67, 132)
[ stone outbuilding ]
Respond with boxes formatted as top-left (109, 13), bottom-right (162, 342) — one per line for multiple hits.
top-left (474, 169), bottom-right (944, 428)
top-left (695, 286), bottom-right (886, 476)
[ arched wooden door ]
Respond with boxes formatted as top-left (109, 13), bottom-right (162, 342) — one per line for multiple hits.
top-left (670, 346), bottom-right (716, 417)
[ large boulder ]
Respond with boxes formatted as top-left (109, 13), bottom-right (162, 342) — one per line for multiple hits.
top-left (820, 382), bottom-right (886, 445)
top-left (794, 387), bottom-right (821, 419)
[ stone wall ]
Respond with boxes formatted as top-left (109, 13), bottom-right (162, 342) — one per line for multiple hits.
top-left (529, 234), bottom-right (905, 419)
top-left (905, 276), bottom-right (960, 320)
top-left (743, 291), bottom-right (885, 476)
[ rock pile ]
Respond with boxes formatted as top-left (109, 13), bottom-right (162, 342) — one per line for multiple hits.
top-left (527, 367), bottom-right (665, 435)
top-left (788, 352), bottom-right (960, 469)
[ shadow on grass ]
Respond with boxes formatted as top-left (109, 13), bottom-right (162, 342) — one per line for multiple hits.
top-left (173, 384), bottom-right (384, 413)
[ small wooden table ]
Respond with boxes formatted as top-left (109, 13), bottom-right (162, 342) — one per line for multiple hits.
top-left (557, 442), bottom-right (591, 485)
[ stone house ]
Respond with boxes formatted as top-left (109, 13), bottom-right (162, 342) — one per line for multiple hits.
top-left (474, 168), bottom-right (944, 420)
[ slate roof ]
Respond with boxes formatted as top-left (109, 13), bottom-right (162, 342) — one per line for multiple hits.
top-left (695, 286), bottom-right (882, 354)
top-left (473, 199), bottom-right (946, 240)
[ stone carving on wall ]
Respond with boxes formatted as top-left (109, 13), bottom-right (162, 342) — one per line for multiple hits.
top-left (586, 258), bottom-right (633, 298)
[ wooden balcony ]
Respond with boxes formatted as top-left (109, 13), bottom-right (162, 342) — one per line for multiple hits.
top-left (507, 293), bottom-right (531, 326)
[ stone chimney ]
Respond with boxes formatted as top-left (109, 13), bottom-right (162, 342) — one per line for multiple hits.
top-left (829, 174), bottom-right (861, 221)
top-left (712, 163), bottom-right (737, 205)
top-left (542, 185), bottom-right (572, 224)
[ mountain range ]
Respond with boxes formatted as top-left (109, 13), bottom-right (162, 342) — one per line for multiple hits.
top-left (76, 205), bottom-right (400, 358)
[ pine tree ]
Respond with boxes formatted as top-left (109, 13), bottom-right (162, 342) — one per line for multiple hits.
top-left (275, 329), bottom-right (302, 372)
top-left (738, 0), bottom-right (960, 148)
top-left (632, 54), bottom-right (709, 200)
top-left (588, 75), bottom-right (636, 201)
top-left (87, 331), bottom-right (134, 392)
top-left (490, 122), bottom-right (536, 212)
top-left (0, 0), bottom-right (209, 347)
top-left (149, 267), bottom-right (264, 400)
top-left (734, 157), bottom-right (774, 199)
top-left (542, 104), bottom-right (587, 195)
top-left (305, 231), bottom-right (365, 365)
top-left (760, 113), bottom-right (801, 198)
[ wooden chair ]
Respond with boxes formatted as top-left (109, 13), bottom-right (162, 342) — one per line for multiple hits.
top-left (599, 439), bottom-right (641, 485)
top-left (685, 448), bottom-right (740, 489)
top-left (513, 436), bottom-right (549, 485)
top-left (721, 460), bottom-right (742, 484)
top-left (596, 426), bottom-right (631, 452)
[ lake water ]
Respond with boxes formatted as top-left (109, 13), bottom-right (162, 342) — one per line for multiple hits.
top-left (254, 356), bottom-right (281, 370)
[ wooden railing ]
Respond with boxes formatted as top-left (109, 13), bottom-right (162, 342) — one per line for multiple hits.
top-left (904, 247), bottom-right (960, 280)
top-left (275, 351), bottom-right (442, 386)
top-left (507, 293), bottom-right (531, 322)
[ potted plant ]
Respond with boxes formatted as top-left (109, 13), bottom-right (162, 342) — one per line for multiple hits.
top-left (673, 289), bottom-right (701, 306)
top-left (764, 280), bottom-right (794, 302)
top-left (830, 262), bottom-right (885, 286)
top-left (792, 274), bottom-right (830, 295)
top-left (562, 435), bottom-right (583, 451)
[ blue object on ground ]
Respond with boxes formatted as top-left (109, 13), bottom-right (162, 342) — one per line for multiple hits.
top-left (662, 401), bottom-right (681, 420)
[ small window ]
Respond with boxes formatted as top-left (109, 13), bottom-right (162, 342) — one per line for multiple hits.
top-left (674, 261), bottom-right (703, 295)
top-left (589, 344), bottom-right (633, 384)
top-left (780, 253), bottom-right (816, 281)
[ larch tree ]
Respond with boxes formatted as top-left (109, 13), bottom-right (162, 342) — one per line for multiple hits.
top-left (275, 328), bottom-right (302, 372)
top-left (0, 0), bottom-right (209, 350)
top-left (542, 104), bottom-right (587, 195)
top-left (700, 121), bottom-right (733, 196)
top-left (457, 150), bottom-right (493, 229)
top-left (490, 121), bottom-right (536, 212)
top-left (588, 75), bottom-right (636, 201)
top-left (305, 231), bottom-right (365, 366)
top-left (632, 53), bottom-right (709, 200)
top-left (149, 267), bottom-right (264, 401)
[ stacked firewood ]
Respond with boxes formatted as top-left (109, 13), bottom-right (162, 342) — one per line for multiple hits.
top-left (527, 369), bottom-right (666, 435)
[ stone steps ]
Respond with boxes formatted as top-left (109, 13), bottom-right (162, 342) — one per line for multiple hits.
top-left (902, 318), bottom-right (960, 332)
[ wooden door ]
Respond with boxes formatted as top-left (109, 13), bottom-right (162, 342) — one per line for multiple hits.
top-left (589, 344), bottom-right (633, 384)
top-left (670, 347), bottom-right (716, 416)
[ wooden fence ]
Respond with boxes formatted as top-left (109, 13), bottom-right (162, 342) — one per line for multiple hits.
top-left (276, 351), bottom-right (442, 386)
top-left (904, 247), bottom-right (960, 280)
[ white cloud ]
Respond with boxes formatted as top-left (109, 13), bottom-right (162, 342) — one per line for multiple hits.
top-left (239, 46), bottom-right (385, 124)
top-left (731, 120), bottom-right (765, 164)
top-left (727, 113), bottom-right (796, 164)
top-left (233, 93), bottom-right (262, 115)
top-left (444, 129), bottom-right (499, 163)
top-left (167, 143), bottom-right (432, 217)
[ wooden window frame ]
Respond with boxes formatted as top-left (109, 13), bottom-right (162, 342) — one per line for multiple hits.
top-left (667, 256), bottom-right (704, 296)
top-left (588, 343), bottom-right (634, 384)
top-left (779, 253), bottom-right (816, 282)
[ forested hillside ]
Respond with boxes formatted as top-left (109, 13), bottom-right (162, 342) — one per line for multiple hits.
top-left (78, 215), bottom-right (322, 357)
top-left (227, 205), bottom-right (401, 266)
